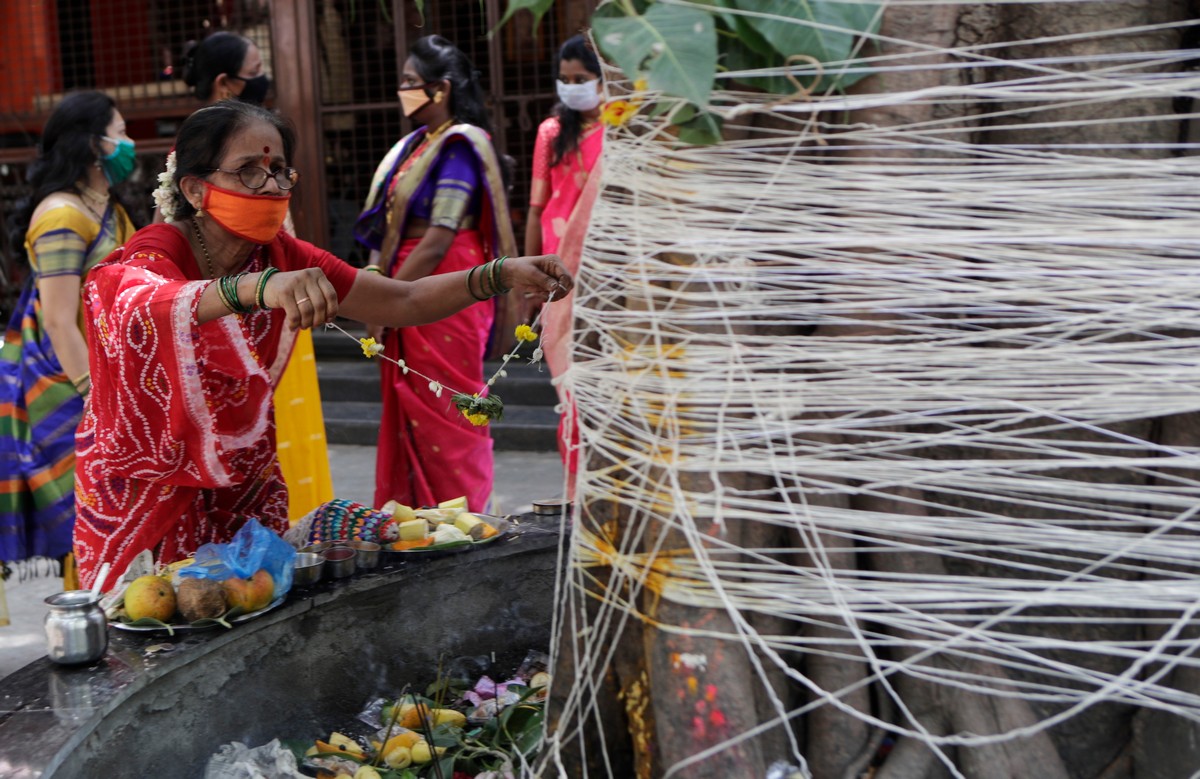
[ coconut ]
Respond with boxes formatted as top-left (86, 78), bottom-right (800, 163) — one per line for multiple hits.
top-left (176, 577), bottom-right (227, 622)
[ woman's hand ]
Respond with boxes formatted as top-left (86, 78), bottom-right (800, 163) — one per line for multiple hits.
top-left (262, 267), bottom-right (340, 330)
top-left (500, 254), bottom-right (574, 302)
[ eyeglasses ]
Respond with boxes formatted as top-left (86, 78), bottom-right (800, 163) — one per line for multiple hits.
top-left (210, 166), bottom-right (299, 190)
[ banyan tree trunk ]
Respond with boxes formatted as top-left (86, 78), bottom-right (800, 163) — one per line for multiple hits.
top-left (543, 2), bottom-right (1200, 777)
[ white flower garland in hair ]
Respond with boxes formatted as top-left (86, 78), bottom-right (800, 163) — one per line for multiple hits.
top-left (152, 150), bottom-right (178, 221)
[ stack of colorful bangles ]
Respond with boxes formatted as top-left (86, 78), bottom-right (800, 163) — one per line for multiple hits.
top-left (214, 266), bottom-right (279, 314)
top-left (465, 256), bottom-right (510, 302)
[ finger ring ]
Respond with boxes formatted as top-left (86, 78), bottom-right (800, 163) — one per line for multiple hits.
top-left (296, 297), bottom-right (311, 305)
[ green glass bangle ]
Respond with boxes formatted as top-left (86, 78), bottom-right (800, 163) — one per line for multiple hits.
top-left (222, 275), bottom-right (239, 313)
top-left (255, 267), bottom-right (278, 310)
top-left (466, 265), bottom-right (489, 302)
top-left (363, 264), bottom-right (385, 275)
top-left (494, 256), bottom-right (510, 294)
top-left (486, 259), bottom-right (499, 297)
top-left (213, 278), bottom-right (235, 313)
top-left (223, 273), bottom-right (252, 314)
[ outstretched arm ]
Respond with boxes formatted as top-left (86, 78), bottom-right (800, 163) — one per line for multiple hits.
top-left (270, 254), bottom-right (573, 330)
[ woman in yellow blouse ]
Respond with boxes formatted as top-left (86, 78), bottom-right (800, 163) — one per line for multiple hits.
top-left (0, 91), bottom-right (137, 578)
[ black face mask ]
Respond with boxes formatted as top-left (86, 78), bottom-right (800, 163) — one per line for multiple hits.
top-left (234, 74), bottom-right (271, 105)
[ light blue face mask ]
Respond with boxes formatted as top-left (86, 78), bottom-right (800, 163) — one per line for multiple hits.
top-left (99, 136), bottom-right (136, 185)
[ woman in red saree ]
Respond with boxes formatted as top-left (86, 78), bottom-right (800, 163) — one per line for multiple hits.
top-left (73, 101), bottom-right (570, 587)
top-left (526, 36), bottom-right (605, 494)
top-left (355, 35), bottom-right (517, 512)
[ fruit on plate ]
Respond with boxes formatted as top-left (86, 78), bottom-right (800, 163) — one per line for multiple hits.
top-left (354, 765), bottom-right (382, 779)
top-left (222, 569), bottom-right (274, 613)
top-left (176, 578), bottom-right (227, 622)
top-left (313, 731), bottom-right (365, 757)
top-left (389, 537), bottom-right (433, 551)
top-left (124, 574), bottom-right (177, 621)
top-left (398, 518), bottom-right (429, 541)
top-left (454, 513), bottom-right (499, 541)
top-left (438, 495), bottom-right (467, 510)
top-left (431, 524), bottom-right (469, 545)
top-left (380, 499), bottom-right (416, 523)
top-left (414, 507), bottom-right (462, 523)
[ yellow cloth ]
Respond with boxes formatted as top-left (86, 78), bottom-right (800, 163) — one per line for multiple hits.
top-left (274, 329), bottom-right (334, 521)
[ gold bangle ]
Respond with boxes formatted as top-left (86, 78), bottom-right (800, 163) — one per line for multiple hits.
top-left (72, 372), bottom-right (91, 395)
top-left (363, 264), bottom-right (385, 275)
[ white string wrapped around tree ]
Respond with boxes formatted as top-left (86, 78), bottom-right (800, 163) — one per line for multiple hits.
top-left (536, 2), bottom-right (1200, 778)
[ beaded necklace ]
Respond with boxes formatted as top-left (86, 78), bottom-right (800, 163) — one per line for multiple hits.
top-left (191, 218), bottom-right (218, 280)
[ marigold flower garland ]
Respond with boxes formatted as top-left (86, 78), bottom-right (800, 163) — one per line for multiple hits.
top-left (327, 287), bottom-right (558, 427)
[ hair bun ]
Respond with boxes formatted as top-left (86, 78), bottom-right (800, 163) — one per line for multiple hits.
top-left (180, 40), bottom-right (199, 87)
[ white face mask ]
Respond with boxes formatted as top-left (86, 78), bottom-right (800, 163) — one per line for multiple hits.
top-left (556, 79), bottom-right (602, 112)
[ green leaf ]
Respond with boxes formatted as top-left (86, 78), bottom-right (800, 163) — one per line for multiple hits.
top-left (727, 0), bottom-right (882, 90)
top-left (594, 4), bottom-right (718, 107)
top-left (722, 36), bottom-right (795, 94)
top-left (495, 0), bottom-right (556, 33)
top-left (676, 110), bottom-right (724, 146)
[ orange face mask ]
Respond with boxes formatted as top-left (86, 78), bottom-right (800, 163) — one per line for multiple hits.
top-left (202, 182), bottom-right (291, 244)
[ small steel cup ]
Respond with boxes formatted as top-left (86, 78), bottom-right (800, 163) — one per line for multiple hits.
top-left (293, 552), bottom-right (325, 586)
top-left (322, 545), bottom-right (357, 578)
top-left (348, 540), bottom-right (381, 569)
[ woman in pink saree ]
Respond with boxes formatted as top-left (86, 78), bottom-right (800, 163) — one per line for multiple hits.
top-left (527, 36), bottom-right (604, 491)
top-left (356, 36), bottom-right (516, 512)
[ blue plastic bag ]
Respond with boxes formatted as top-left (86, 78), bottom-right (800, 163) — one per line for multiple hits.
top-left (178, 519), bottom-right (295, 600)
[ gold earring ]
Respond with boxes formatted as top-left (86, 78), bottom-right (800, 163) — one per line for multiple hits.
top-left (433, 91), bottom-right (444, 104)
top-left (195, 207), bottom-right (205, 218)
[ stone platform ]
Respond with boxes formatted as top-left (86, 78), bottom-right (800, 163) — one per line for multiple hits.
top-left (0, 511), bottom-right (566, 778)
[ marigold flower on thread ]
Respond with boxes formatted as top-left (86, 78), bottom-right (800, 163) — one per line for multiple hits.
top-left (359, 337), bottom-right (383, 358)
top-left (463, 411), bottom-right (491, 427)
top-left (514, 324), bottom-right (538, 343)
top-left (452, 391), bottom-right (504, 424)
top-left (601, 99), bottom-right (637, 127)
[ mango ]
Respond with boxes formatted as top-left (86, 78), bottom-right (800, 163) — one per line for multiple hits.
top-left (124, 574), bottom-right (176, 622)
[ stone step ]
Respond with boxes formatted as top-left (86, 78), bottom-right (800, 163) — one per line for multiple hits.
top-left (316, 359), bottom-right (559, 407)
top-left (322, 400), bottom-right (560, 451)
